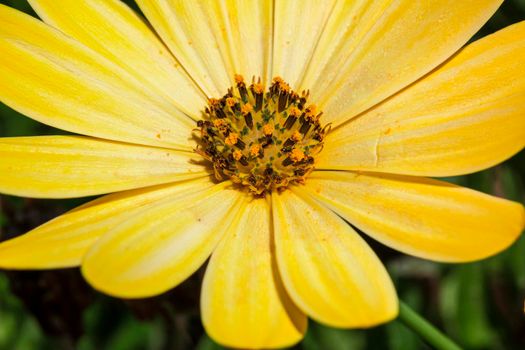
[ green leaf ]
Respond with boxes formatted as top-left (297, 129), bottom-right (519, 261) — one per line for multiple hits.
top-left (441, 265), bottom-right (496, 349)
top-left (195, 334), bottom-right (226, 350)
top-left (302, 322), bottom-right (366, 350)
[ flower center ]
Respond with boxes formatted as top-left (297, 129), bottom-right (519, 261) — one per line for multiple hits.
top-left (196, 75), bottom-right (328, 196)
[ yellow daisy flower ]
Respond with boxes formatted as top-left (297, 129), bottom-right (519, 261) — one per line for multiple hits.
top-left (0, 0), bottom-right (524, 348)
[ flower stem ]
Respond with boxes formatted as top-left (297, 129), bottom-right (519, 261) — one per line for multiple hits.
top-left (398, 300), bottom-right (462, 350)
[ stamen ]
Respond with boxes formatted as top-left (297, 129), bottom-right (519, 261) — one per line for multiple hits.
top-left (225, 133), bottom-right (239, 146)
top-left (289, 106), bottom-right (301, 117)
top-left (262, 124), bottom-right (274, 136)
top-left (290, 148), bottom-right (306, 163)
top-left (196, 75), bottom-right (327, 196)
top-left (284, 115), bottom-right (297, 130)
top-left (299, 122), bottom-right (311, 135)
top-left (226, 97), bottom-right (236, 107)
top-left (233, 150), bottom-right (243, 161)
top-left (291, 131), bottom-right (303, 141)
top-left (241, 103), bottom-right (253, 115)
top-left (250, 144), bottom-right (261, 157)
top-left (235, 74), bottom-right (248, 101)
top-left (234, 74), bottom-right (244, 84)
top-left (252, 83), bottom-right (265, 111)
top-left (252, 83), bottom-right (264, 94)
top-left (305, 105), bottom-right (318, 121)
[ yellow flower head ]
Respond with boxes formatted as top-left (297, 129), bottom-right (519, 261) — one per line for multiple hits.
top-left (0, 1), bottom-right (524, 349)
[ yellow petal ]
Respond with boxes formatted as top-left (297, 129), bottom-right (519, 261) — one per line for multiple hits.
top-left (272, 0), bottom-right (336, 88)
top-left (297, 0), bottom-right (393, 92)
top-left (137, 0), bottom-right (231, 96)
top-left (201, 197), bottom-right (306, 349)
top-left (82, 182), bottom-right (241, 298)
top-left (0, 136), bottom-right (207, 198)
top-left (305, 171), bottom-right (525, 262)
top-left (272, 189), bottom-right (398, 328)
top-left (320, 21), bottom-right (525, 176)
top-left (28, 0), bottom-right (206, 118)
top-left (311, 0), bottom-right (502, 127)
top-left (0, 178), bottom-right (214, 269)
top-left (201, 0), bottom-right (273, 86)
top-left (0, 5), bottom-right (194, 149)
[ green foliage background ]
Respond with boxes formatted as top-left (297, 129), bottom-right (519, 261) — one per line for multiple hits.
top-left (0, 1), bottom-right (524, 349)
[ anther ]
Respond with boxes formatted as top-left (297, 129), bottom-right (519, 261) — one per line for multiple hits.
top-left (225, 133), bottom-right (239, 146)
top-left (281, 138), bottom-right (296, 152)
top-left (233, 150), bottom-right (243, 161)
top-left (209, 98), bottom-right (221, 108)
top-left (241, 103), bottom-right (254, 129)
top-left (196, 75), bottom-right (326, 196)
top-left (236, 139), bottom-right (246, 150)
top-left (282, 157), bottom-right (293, 166)
top-left (226, 97), bottom-right (236, 108)
top-left (305, 105), bottom-right (317, 121)
top-left (278, 92), bottom-right (288, 113)
top-left (250, 144), bottom-right (261, 157)
top-left (234, 74), bottom-right (244, 84)
top-left (252, 83), bottom-right (264, 95)
top-left (291, 131), bottom-right (303, 142)
top-left (235, 74), bottom-right (248, 101)
top-left (289, 107), bottom-right (301, 117)
top-left (261, 135), bottom-right (273, 148)
top-left (239, 156), bottom-right (249, 166)
top-left (241, 103), bottom-right (253, 115)
top-left (290, 148), bottom-right (306, 163)
top-left (294, 168), bottom-right (307, 176)
top-left (299, 122), bottom-right (311, 134)
top-left (252, 84), bottom-right (264, 112)
top-left (262, 124), bottom-right (274, 136)
top-left (284, 115), bottom-right (297, 130)
top-left (216, 108), bottom-right (227, 119)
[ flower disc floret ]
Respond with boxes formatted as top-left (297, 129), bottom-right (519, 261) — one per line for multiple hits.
top-left (197, 76), bottom-right (328, 195)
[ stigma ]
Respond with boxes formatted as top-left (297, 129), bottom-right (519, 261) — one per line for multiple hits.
top-left (196, 75), bottom-right (328, 196)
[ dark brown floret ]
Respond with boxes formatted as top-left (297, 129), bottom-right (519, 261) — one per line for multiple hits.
top-left (195, 75), bottom-right (326, 196)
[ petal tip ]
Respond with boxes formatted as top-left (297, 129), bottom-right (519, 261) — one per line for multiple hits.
top-left (204, 326), bottom-right (305, 350)
top-left (80, 260), bottom-right (174, 299)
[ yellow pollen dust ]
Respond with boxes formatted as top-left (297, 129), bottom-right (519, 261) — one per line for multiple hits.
top-left (250, 144), bottom-right (261, 157)
top-left (290, 148), bottom-right (306, 162)
top-left (262, 123), bottom-right (274, 136)
top-left (209, 98), bottom-right (220, 107)
top-left (253, 83), bottom-right (264, 94)
top-left (226, 97), bottom-right (236, 107)
top-left (225, 133), bottom-right (239, 146)
top-left (291, 131), bottom-right (303, 142)
top-left (289, 106), bottom-right (301, 117)
top-left (279, 82), bottom-right (290, 92)
top-left (234, 74), bottom-right (244, 84)
top-left (241, 103), bottom-right (253, 115)
top-left (213, 119), bottom-right (225, 127)
top-left (305, 105), bottom-right (319, 121)
top-left (196, 75), bottom-right (329, 196)
top-left (233, 150), bottom-right (243, 161)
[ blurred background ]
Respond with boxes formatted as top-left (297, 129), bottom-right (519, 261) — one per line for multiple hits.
top-left (0, 0), bottom-right (524, 349)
